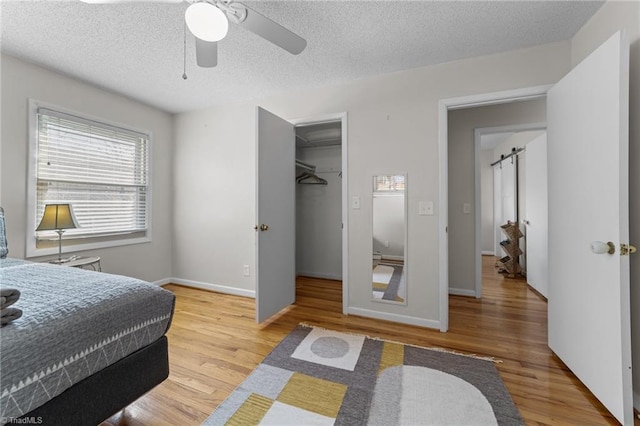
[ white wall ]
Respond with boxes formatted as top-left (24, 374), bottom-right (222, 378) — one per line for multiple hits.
top-left (172, 104), bottom-right (257, 294)
top-left (174, 41), bottom-right (570, 326)
top-left (570, 0), bottom-right (640, 410)
top-left (296, 146), bottom-right (342, 280)
top-left (448, 100), bottom-right (546, 293)
top-left (0, 55), bottom-right (174, 282)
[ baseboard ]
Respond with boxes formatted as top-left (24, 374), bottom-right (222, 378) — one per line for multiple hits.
top-left (449, 287), bottom-right (477, 297)
top-left (151, 277), bottom-right (173, 287)
top-left (481, 251), bottom-right (495, 256)
top-left (169, 277), bottom-right (256, 298)
top-left (346, 307), bottom-right (440, 330)
top-left (296, 271), bottom-right (342, 281)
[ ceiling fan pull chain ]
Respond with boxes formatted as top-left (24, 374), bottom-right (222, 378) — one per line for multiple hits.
top-left (182, 17), bottom-right (188, 80)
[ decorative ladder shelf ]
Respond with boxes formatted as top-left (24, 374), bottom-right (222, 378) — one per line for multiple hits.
top-left (497, 221), bottom-right (523, 278)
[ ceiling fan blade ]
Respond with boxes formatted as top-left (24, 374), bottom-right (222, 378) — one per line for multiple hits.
top-left (233, 4), bottom-right (306, 55)
top-left (195, 38), bottom-right (218, 67)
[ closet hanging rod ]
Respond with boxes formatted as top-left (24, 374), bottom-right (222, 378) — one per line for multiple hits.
top-left (490, 147), bottom-right (525, 167)
top-left (295, 159), bottom-right (316, 172)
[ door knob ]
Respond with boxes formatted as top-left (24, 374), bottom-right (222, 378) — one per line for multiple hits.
top-left (259, 224), bottom-right (269, 231)
top-left (591, 241), bottom-right (615, 255)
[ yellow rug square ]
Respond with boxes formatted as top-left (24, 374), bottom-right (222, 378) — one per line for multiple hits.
top-left (225, 393), bottom-right (273, 426)
top-left (276, 372), bottom-right (347, 418)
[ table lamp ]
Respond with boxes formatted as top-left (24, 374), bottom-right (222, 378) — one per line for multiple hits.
top-left (36, 203), bottom-right (79, 263)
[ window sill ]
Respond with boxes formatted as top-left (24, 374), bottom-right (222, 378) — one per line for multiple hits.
top-left (26, 235), bottom-right (151, 259)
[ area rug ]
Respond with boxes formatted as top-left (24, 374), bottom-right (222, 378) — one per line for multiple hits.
top-left (202, 324), bottom-right (523, 425)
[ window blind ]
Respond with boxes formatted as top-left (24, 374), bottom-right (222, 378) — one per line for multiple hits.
top-left (35, 108), bottom-right (149, 239)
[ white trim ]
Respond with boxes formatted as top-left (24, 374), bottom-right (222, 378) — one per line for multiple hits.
top-left (171, 277), bottom-right (256, 298)
top-left (289, 112), bottom-right (349, 315)
top-left (151, 277), bottom-right (172, 287)
top-left (473, 122), bottom-right (547, 298)
top-left (481, 251), bottom-right (495, 256)
top-left (449, 288), bottom-right (477, 297)
top-left (27, 236), bottom-right (151, 258)
top-left (346, 307), bottom-right (440, 330)
top-left (296, 271), bottom-right (343, 281)
top-left (438, 85), bottom-right (552, 333)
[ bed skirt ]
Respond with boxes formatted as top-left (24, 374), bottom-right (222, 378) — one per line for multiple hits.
top-left (17, 336), bottom-right (169, 426)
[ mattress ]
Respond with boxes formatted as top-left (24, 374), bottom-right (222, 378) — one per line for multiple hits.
top-left (0, 260), bottom-right (175, 420)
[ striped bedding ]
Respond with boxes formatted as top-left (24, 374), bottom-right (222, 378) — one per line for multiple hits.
top-left (0, 259), bottom-right (174, 420)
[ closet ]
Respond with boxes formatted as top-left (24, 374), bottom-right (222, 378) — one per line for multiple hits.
top-left (295, 121), bottom-right (342, 281)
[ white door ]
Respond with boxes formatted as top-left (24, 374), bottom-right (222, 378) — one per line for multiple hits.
top-left (256, 107), bottom-right (296, 323)
top-left (501, 159), bottom-right (517, 224)
top-left (547, 31), bottom-right (632, 424)
top-left (493, 166), bottom-right (502, 256)
top-left (524, 133), bottom-right (548, 298)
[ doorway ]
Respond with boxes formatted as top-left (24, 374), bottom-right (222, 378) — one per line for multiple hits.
top-left (437, 85), bottom-right (552, 332)
top-left (477, 125), bottom-right (548, 299)
top-left (290, 113), bottom-right (349, 312)
top-left (446, 99), bottom-right (547, 302)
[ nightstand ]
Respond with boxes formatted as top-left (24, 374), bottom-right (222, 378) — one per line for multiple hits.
top-left (50, 256), bottom-right (101, 272)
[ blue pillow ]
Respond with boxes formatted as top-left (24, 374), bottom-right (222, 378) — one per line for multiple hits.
top-left (0, 207), bottom-right (8, 259)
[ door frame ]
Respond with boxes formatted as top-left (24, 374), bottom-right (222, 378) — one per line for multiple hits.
top-left (473, 122), bottom-right (546, 298)
top-left (288, 112), bottom-right (349, 314)
top-left (437, 85), bottom-right (551, 332)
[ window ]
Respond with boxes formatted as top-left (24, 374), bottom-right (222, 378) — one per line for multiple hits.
top-left (27, 101), bottom-right (151, 256)
top-left (373, 174), bottom-right (406, 193)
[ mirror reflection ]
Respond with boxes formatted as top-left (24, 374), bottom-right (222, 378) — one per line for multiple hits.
top-left (372, 174), bottom-right (407, 304)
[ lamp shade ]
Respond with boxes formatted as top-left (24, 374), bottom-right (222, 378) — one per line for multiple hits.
top-left (185, 2), bottom-right (229, 42)
top-left (36, 204), bottom-right (79, 231)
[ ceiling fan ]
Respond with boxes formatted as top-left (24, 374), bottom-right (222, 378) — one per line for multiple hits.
top-left (80, 0), bottom-right (307, 68)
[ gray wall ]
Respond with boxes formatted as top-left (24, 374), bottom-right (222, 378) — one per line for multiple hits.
top-left (447, 100), bottom-right (546, 294)
top-left (570, 0), bottom-right (640, 409)
top-left (0, 55), bottom-right (174, 283)
top-left (296, 146), bottom-right (342, 280)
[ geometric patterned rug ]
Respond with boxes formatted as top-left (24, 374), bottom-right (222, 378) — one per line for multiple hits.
top-left (203, 324), bottom-right (523, 425)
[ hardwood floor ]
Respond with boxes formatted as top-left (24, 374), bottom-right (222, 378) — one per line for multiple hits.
top-left (106, 256), bottom-right (628, 425)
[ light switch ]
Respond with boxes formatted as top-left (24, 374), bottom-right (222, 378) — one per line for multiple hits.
top-left (419, 201), bottom-right (434, 216)
top-left (463, 203), bottom-right (471, 214)
top-left (352, 196), bottom-right (360, 209)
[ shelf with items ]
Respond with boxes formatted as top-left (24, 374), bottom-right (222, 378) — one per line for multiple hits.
top-left (496, 221), bottom-right (523, 277)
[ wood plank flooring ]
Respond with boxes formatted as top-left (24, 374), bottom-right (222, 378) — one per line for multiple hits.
top-left (106, 256), bottom-right (629, 425)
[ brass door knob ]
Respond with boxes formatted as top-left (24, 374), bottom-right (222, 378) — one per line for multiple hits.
top-left (260, 224), bottom-right (269, 231)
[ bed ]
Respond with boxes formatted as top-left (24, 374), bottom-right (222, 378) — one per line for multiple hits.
top-left (0, 208), bottom-right (175, 426)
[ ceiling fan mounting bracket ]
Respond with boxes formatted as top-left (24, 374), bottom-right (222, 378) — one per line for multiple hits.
top-left (214, 0), bottom-right (247, 24)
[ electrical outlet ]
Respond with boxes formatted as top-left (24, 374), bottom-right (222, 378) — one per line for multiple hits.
top-left (352, 196), bottom-right (360, 209)
top-left (243, 265), bottom-right (250, 277)
top-left (419, 201), bottom-right (434, 215)
top-left (463, 203), bottom-right (471, 214)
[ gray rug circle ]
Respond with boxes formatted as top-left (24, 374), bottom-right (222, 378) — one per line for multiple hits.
top-left (310, 337), bottom-right (350, 358)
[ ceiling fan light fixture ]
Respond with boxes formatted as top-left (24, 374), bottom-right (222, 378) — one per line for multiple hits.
top-left (185, 2), bottom-right (229, 42)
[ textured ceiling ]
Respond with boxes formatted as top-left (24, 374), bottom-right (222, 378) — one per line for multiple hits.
top-left (1, 1), bottom-right (603, 114)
